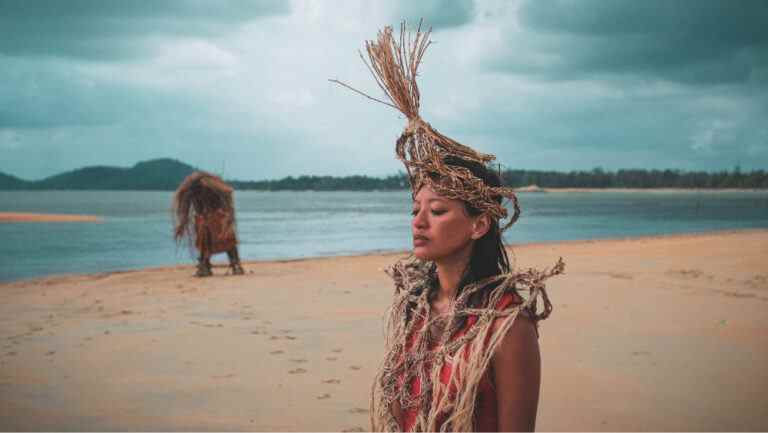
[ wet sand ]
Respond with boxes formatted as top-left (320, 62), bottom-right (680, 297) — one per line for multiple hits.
top-left (1, 230), bottom-right (766, 431)
top-left (0, 212), bottom-right (103, 223)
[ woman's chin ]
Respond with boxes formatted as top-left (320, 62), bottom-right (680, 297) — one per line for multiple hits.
top-left (412, 247), bottom-right (434, 261)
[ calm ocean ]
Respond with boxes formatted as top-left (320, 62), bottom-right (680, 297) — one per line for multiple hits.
top-left (1, 190), bottom-right (767, 282)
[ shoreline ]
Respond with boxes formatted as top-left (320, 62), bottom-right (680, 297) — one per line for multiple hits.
top-left (3, 227), bottom-right (767, 286)
top-left (0, 212), bottom-right (103, 223)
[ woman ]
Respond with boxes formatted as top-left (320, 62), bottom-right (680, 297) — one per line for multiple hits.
top-left (333, 22), bottom-right (563, 431)
top-left (373, 157), bottom-right (563, 432)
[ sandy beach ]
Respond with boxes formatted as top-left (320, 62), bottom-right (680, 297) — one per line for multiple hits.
top-left (1, 230), bottom-right (766, 431)
top-left (0, 212), bottom-right (103, 223)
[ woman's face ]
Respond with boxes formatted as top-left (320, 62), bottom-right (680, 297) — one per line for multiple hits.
top-left (411, 186), bottom-right (488, 262)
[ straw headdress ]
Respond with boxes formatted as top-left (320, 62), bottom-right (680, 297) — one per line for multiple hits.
top-left (331, 21), bottom-right (520, 232)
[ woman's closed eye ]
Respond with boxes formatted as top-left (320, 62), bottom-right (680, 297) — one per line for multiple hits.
top-left (411, 207), bottom-right (447, 216)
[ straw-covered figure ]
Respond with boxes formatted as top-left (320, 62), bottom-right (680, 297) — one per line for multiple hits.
top-left (172, 171), bottom-right (245, 277)
top-left (333, 21), bottom-right (565, 432)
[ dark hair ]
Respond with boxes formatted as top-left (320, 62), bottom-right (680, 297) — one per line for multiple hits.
top-left (439, 156), bottom-right (511, 311)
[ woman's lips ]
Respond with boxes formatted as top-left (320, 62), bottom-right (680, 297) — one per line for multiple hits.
top-left (413, 235), bottom-right (429, 246)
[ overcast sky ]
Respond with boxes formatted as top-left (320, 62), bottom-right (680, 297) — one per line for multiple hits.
top-left (1, 0), bottom-right (767, 180)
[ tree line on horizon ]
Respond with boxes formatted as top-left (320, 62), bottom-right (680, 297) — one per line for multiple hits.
top-left (232, 167), bottom-right (768, 191)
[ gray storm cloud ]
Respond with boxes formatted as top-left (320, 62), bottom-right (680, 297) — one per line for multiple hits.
top-left (0, 0), bottom-right (289, 59)
top-left (501, 0), bottom-right (768, 85)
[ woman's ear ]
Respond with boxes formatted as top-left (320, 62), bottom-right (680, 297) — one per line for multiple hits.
top-left (470, 214), bottom-right (492, 240)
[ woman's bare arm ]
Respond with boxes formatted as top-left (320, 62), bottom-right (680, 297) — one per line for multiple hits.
top-left (492, 313), bottom-right (541, 432)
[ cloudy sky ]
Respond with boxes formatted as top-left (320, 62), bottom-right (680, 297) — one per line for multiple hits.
top-left (1, 0), bottom-right (767, 180)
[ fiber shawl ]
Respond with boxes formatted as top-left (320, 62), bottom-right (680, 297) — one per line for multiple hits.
top-left (371, 256), bottom-right (565, 432)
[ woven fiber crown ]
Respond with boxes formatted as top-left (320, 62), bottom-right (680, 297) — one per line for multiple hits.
top-left (332, 21), bottom-right (521, 232)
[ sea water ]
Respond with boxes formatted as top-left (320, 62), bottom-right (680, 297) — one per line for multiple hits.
top-left (1, 190), bottom-right (767, 282)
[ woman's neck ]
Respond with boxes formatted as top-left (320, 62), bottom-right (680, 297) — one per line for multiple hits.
top-left (433, 243), bottom-right (473, 307)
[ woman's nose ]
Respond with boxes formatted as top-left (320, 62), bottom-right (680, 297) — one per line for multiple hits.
top-left (412, 209), bottom-right (427, 229)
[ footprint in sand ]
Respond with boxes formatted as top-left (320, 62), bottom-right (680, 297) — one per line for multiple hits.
top-left (349, 365), bottom-right (362, 370)
top-left (322, 378), bottom-right (341, 384)
top-left (317, 393), bottom-right (331, 400)
top-left (250, 330), bottom-right (263, 335)
top-left (348, 407), bottom-right (369, 414)
top-left (326, 357), bottom-right (337, 361)
top-left (341, 427), bottom-right (364, 432)
top-left (269, 334), bottom-right (294, 340)
top-left (289, 368), bottom-right (307, 374)
top-left (331, 348), bottom-right (343, 353)
top-left (212, 373), bottom-right (237, 379)
top-left (269, 350), bottom-right (284, 355)
top-left (668, 269), bottom-right (708, 279)
top-left (5, 351), bottom-right (17, 357)
top-left (631, 351), bottom-right (650, 356)
top-left (289, 358), bottom-right (307, 363)
top-left (45, 350), bottom-right (56, 356)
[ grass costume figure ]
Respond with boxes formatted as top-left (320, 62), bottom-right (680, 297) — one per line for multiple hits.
top-left (334, 22), bottom-right (565, 431)
top-left (172, 171), bottom-right (244, 277)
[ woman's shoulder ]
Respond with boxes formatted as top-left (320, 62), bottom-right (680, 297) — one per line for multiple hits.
top-left (473, 278), bottom-right (543, 340)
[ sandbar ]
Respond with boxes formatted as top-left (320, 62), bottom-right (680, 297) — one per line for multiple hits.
top-left (0, 212), bottom-right (103, 223)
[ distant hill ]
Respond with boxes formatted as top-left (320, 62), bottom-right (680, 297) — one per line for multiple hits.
top-left (0, 172), bottom-right (29, 189)
top-left (0, 158), bottom-right (197, 191)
